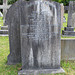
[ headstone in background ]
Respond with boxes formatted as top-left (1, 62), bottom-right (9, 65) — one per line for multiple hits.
top-left (0, 0), bottom-right (11, 36)
top-left (72, 12), bottom-right (75, 28)
top-left (0, 0), bottom-right (11, 25)
top-left (64, 6), bottom-right (69, 13)
top-left (5, 0), bottom-right (21, 64)
top-left (61, 3), bottom-right (64, 28)
top-left (63, 16), bottom-right (66, 23)
top-left (62, 1), bottom-right (75, 36)
top-left (0, 11), bottom-right (8, 36)
top-left (18, 0), bottom-right (64, 74)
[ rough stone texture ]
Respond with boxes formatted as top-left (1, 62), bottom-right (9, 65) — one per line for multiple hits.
top-left (60, 3), bottom-right (64, 28)
top-left (5, 0), bottom-right (22, 64)
top-left (62, 1), bottom-right (75, 36)
top-left (19, 0), bottom-right (63, 74)
top-left (18, 68), bottom-right (65, 75)
top-left (72, 13), bottom-right (75, 28)
top-left (67, 1), bottom-right (73, 27)
top-left (69, 1), bottom-right (75, 28)
top-left (61, 39), bottom-right (75, 60)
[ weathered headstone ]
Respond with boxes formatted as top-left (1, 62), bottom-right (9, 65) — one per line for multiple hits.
top-left (72, 12), bottom-right (75, 28)
top-left (18, 0), bottom-right (64, 74)
top-left (62, 1), bottom-right (75, 36)
top-left (61, 3), bottom-right (64, 28)
top-left (5, 0), bottom-right (21, 64)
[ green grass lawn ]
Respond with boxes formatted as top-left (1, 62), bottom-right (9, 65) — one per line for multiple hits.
top-left (0, 17), bottom-right (3, 29)
top-left (0, 36), bottom-right (21, 75)
top-left (0, 36), bottom-right (75, 75)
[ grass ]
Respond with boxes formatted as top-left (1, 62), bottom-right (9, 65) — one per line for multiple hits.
top-left (0, 17), bottom-right (3, 29)
top-left (0, 14), bottom-right (75, 74)
top-left (0, 36), bottom-right (75, 75)
top-left (0, 36), bottom-right (21, 75)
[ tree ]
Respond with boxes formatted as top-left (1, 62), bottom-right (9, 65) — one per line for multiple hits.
top-left (8, 0), bottom-right (17, 4)
top-left (0, 0), bottom-right (74, 6)
top-left (0, 0), bottom-right (3, 5)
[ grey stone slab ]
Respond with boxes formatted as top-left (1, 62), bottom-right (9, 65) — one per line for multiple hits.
top-left (5, 0), bottom-right (22, 65)
top-left (62, 1), bottom-right (75, 36)
top-left (0, 34), bottom-right (8, 36)
top-left (0, 30), bottom-right (8, 34)
top-left (20, 0), bottom-right (61, 71)
top-left (62, 30), bottom-right (75, 36)
top-left (0, 26), bottom-right (8, 36)
top-left (64, 27), bottom-right (74, 31)
top-left (61, 3), bottom-right (64, 28)
top-left (18, 68), bottom-right (65, 75)
top-left (61, 39), bottom-right (75, 60)
top-left (67, 1), bottom-right (73, 27)
top-left (1, 26), bottom-right (8, 30)
top-left (5, 1), bottom-right (63, 74)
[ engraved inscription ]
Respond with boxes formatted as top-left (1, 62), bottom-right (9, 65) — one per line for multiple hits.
top-left (21, 4), bottom-right (58, 41)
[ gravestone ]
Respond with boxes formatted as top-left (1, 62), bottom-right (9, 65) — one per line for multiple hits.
top-left (5, 0), bottom-right (22, 64)
top-left (18, 0), bottom-right (64, 74)
top-left (61, 3), bottom-right (64, 28)
top-left (0, 0), bottom-right (11, 36)
top-left (0, 0), bottom-right (11, 25)
top-left (72, 12), bottom-right (75, 28)
top-left (62, 1), bottom-right (75, 36)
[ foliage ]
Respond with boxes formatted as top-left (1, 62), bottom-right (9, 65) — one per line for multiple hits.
top-left (8, 0), bottom-right (17, 4)
top-left (0, 0), bottom-right (17, 5)
top-left (0, 0), bottom-right (3, 5)
top-left (0, 17), bottom-right (3, 30)
top-left (52, 0), bottom-right (74, 6)
top-left (0, 0), bottom-right (74, 6)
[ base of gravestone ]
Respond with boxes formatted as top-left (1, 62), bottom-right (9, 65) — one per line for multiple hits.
top-left (62, 27), bottom-right (75, 36)
top-left (62, 35), bottom-right (75, 37)
top-left (7, 54), bottom-right (21, 65)
top-left (18, 68), bottom-right (65, 75)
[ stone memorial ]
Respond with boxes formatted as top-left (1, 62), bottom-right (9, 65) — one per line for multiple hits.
top-left (5, 0), bottom-right (22, 64)
top-left (62, 1), bottom-right (75, 36)
top-left (60, 3), bottom-right (64, 28)
top-left (18, 0), bottom-right (64, 74)
top-left (0, 0), bottom-right (11, 25)
top-left (0, 0), bottom-right (11, 36)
